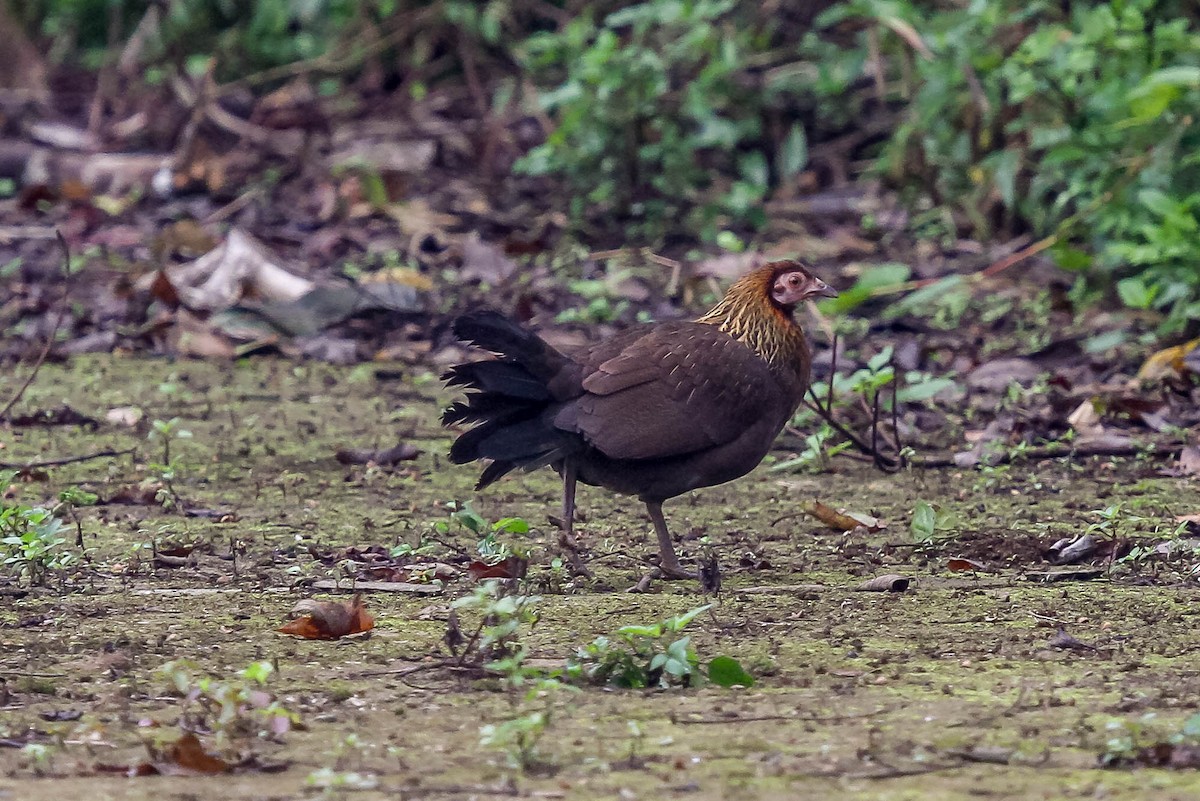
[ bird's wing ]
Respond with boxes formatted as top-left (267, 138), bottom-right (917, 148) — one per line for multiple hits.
top-left (557, 322), bottom-right (784, 461)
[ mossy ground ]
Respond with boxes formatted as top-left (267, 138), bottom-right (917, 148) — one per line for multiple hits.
top-left (2, 356), bottom-right (1199, 800)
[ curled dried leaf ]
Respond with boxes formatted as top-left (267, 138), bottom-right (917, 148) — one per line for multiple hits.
top-left (278, 594), bottom-right (374, 639)
top-left (855, 574), bottom-right (910, 592)
top-left (166, 732), bottom-right (229, 774)
top-left (803, 501), bottom-right (885, 532)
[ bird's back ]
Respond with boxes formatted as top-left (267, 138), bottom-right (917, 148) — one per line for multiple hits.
top-left (555, 320), bottom-right (804, 499)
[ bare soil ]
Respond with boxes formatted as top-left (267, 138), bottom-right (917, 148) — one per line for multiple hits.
top-left (2, 356), bottom-right (1199, 800)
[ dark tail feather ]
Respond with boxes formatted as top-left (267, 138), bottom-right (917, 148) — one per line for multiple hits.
top-left (451, 311), bottom-right (569, 380)
top-left (443, 360), bottom-right (549, 401)
top-left (443, 310), bottom-right (578, 489)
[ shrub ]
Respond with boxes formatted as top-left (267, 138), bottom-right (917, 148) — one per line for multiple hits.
top-left (832, 0), bottom-right (1200, 327)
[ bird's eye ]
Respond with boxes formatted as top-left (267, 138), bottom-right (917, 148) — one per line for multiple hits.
top-left (789, 275), bottom-right (800, 286)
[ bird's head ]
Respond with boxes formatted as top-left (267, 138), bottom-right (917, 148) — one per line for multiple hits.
top-left (696, 259), bottom-right (837, 375)
top-left (767, 261), bottom-right (839, 311)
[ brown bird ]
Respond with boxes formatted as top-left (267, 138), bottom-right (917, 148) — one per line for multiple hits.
top-left (441, 260), bottom-right (837, 579)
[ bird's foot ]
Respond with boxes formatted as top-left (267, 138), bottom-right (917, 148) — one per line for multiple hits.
top-left (558, 535), bottom-right (592, 578)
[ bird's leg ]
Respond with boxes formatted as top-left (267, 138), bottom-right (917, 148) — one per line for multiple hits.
top-left (559, 461), bottom-right (590, 576)
top-left (646, 501), bottom-right (694, 580)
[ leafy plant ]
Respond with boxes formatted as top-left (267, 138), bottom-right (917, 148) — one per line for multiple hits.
top-left (1100, 712), bottom-right (1200, 767)
top-left (449, 581), bottom-right (540, 671)
top-left (568, 604), bottom-right (753, 689)
top-left (147, 417), bottom-right (192, 509)
top-left (516, 0), bottom-right (783, 242)
top-left (479, 677), bottom-right (570, 774)
top-left (436, 501), bottom-right (532, 562)
top-left (157, 659), bottom-right (298, 745)
top-left (828, 0), bottom-right (1200, 328)
top-left (0, 473), bottom-right (74, 586)
top-left (910, 500), bottom-right (952, 544)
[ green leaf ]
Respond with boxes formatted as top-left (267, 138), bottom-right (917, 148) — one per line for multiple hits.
top-left (824, 263), bottom-right (911, 314)
top-left (618, 623), bottom-right (663, 639)
top-left (1116, 277), bottom-right (1157, 310)
top-left (779, 124), bottom-right (808, 179)
top-left (911, 500), bottom-right (937, 543)
top-left (492, 517), bottom-right (530, 535)
top-left (896, 376), bottom-right (956, 402)
top-left (664, 604), bottom-right (711, 632)
top-left (707, 655), bottom-right (755, 688)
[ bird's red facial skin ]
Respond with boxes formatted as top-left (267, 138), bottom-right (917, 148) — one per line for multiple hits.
top-left (771, 270), bottom-right (837, 308)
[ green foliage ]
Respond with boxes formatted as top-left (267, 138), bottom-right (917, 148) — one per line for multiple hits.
top-left (478, 677), bottom-right (574, 773)
top-left (516, 0), bottom-right (781, 242)
top-left (0, 501), bottom-right (72, 586)
top-left (910, 500), bottom-right (935, 543)
top-left (1100, 712), bottom-right (1200, 767)
top-left (450, 582), bottom-right (540, 668)
top-left (436, 501), bottom-right (531, 561)
top-left (837, 0), bottom-right (1200, 327)
top-left (27, 0), bottom-right (373, 79)
top-left (147, 417), bottom-right (191, 509)
top-left (157, 659), bottom-right (298, 744)
top-left (568, 604), bottom-right (752, 689)
top-left (0, 470), bottom-right (75, 586)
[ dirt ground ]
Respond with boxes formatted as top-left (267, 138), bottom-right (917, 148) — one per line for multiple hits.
top-left (2, 355), bottom-right (1200, 800)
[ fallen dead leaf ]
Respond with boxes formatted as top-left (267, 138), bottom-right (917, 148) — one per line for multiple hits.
top-left (335, 442), bottom-right (420, 466)
top-left (164, 732), bottom-right (230, 774)
top-left (854, 574), bottom-right (910, 592)
top-left (1174, 446), bottom-right (1200, 477)
top-left (1047, 628), bottom-right (1096, 651)
top-left (467, 556), bottom-right (528, 582)
top-left (802, 501), bottom-right (885, 532)
top-left (278, 594), bottom-right (374, 639)
top-left (1047, 534), bottom-right (1099, 565)
top-left (10, 405), bottom-right (99, 428)
top-left (1136, 338), bottom-right (1200, 380)
top-left (460, 233), bottom-right (519, 284)
top-left (105, 406), bottom-right (144, 427)
top-left (138, 228), bottom-right (312, 312)
top-left (1132, 742), bottom-right (1200, 769)
top-left (1024, 567), bottom-right (1105, 582)
top-left (946, 557), bottom-right (988, 572)
top-left (309, 579), bottom-right (442, 595)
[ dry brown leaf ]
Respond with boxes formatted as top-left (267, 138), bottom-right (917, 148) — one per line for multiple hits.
top-left (278, 594), bottom-right (374, 640)
top-left (138, 228), bottom-right (312, 311)
top-left (1175, 446), bottom-right (1200, 477)
top-left (855, 574), bottom-right (910, 592)
top-left (166, 732), bottom-right (229, 774)
top-left (1067, 399), bottom-right (1103, 435)
top-left (467, 556), bottom-right (528, 582)
top-left (802, 501), bottom-right (885, 532)
top-left (105, 406), bottom-right (144, 427)
top-left (946, 557), bottom-right (988, 572)
top-left (1137, 338), bottom-right (1200, 380)
top-left (460, 233), bottom-right (519, 284)
top-left (334, 442), bottom-right (420, 466)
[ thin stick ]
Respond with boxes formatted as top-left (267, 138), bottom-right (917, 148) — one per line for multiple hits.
top-left (0, 232), bottom-right (70, 423)
top-left (675, 707), bottom-right (891, 725)
top-left (0, 448), bottom-right (134, 470)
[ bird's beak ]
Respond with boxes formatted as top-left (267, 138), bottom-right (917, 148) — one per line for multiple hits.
top-left (808, 279), bottom-right (838, 299)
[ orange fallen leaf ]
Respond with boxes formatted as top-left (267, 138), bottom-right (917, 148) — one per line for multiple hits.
top-left (468, 556), bottom-right (527, 582)
top-left (802, 501), bottom-right (886, 532)
top-left (947, 557), bottom-right (988, 572)
top-left (278, 594), bottom-right (374, 639)
top-left (167, 732), bottom-right (229, 774)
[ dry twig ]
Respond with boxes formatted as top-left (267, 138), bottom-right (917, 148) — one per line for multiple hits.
top-left (0, 232), bottom-right (70, 423)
